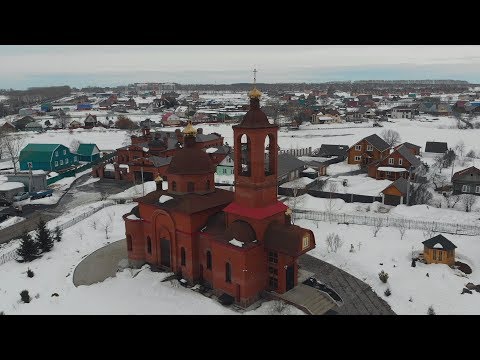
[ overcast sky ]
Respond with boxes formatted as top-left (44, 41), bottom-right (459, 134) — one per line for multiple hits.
top-left (1, 45), bottom-right (480, 89)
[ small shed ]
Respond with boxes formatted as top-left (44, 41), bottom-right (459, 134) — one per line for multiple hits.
top-left (76, 143), bottom-right (100, 162)
top-left (425, 141), bottom-right (448, 154)
top-left (0, 182), bottom-right (25, 201)
top-left (41, 103), bottom-right (53, 112)
top-left (422, 235), bottom-right (456, 266)
top-left (6, 171), bottom-right (47, 192)
top-left (381, 177), bottom-right (408, 206)
top-left (24, 121), bottom-right (43, 132)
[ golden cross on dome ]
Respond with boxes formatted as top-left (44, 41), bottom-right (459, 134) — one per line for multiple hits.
top-left (248, 67), bottom-right (262, 99)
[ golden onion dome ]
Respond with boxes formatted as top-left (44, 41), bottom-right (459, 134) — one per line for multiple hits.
top-left (285, 208), bottom-right (293, 216)
top-left (154, 175), bottom-right (163, 183)
top-left (248, 87), bottom-right (262, 99)
top-left (182, 122), bottom-right (197, 136)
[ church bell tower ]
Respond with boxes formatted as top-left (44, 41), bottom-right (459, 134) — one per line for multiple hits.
top-left (231, 69), bottom-right (279, 208)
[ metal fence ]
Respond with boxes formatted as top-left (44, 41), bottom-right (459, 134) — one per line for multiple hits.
top-left (293, 209), bottom-right (480, 236)
top-left (0, 201), bottom-right (116, 266)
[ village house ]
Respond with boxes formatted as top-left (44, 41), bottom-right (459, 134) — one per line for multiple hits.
top-left (0, 122), bottom-right (16, 133)
top-left (24, 121), bottom-right (43, 132)
top-left (277, 153), bottom-right (307, 185)
top-left (391, 107), bottom-right (413, 119)
top-left (162, 112), bottom-right (182, 126)
top-left (84, 114), bottom-right (98, 128)
top-left (394, 142), bottom-right (421, 156)
top-left (367, 144), bottom-right (421, 181)
top-left (380, 177), bottom-right (409, 206)
top-left (347, 134), bottom-right (390, 165)
top-left (123, 87), bottom-right (315, 308)
top-left (19, 144), bottom-right (79, 172)
top-left (452, 166), bottom-right (480, 195)
top-left (76, 143), bottom-right (100, 162)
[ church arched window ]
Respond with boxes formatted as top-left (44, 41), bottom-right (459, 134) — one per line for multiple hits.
top-left (238, 134), bottom-right (251, 177)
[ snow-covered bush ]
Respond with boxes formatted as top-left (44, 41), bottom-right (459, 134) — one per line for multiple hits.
top-left (271, 300), bottom-right (288, 314)
top-left (378, 270), bottom-right (389, 283)
top-left (20, 290), bottom-right (31, 303)
top-left (325, 233), bottom-right (343, 253)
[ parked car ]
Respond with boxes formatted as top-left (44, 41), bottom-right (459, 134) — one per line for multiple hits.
top-left (30, 189), bottom-right (53, 200)
top-left (13, 192), bottom-right (30, 202)
top-left (0, 198), bottom-right (12, 207)
top-left (0, 213), bottom-right (10, 222)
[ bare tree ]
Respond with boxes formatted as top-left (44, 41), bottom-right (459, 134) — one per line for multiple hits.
top-left (88, 218), bottom-right (97, 230)
top-left (57, 114), bottom-right (71, 129)
top-left (289, 181), bottom-right (306, 225)
top-left (430, 168), bottom-right (447, 191)
top-left (423, 223), bottom-right (437, 239)
top-left (380, 129), bottom-right (401, 147)
top-left (73, 227), bottom-right (85, 241)
top-left (443, 193), bottom-right (461, 209)
top-left (101, 220), bottom-right (111, 239)
top-left (326, 182), bottom-right (338, 222)
top-left (455, 140), bottom-right (465, 158)
top-left (3, 134), bottom-right (25, 174)
top-left (462, 194), bottom-right (477, 212)
top-left (397, 219), bottom-right (408, 240)
top-left (69, 139), bottom-right (81, 153)
top-left (372, 217), bottom-right (384, 237)
top-left (325, 233), bottom-right (343, 253)
top-left (466, 149), bottom-right (476, 158)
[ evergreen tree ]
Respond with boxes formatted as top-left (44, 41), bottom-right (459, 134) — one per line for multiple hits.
top-left (36, 219), bottom-right (54, 253)
top-left (16, 230), bottom-right (40, 263)
top-left (54, 226), bottom-right (62, 242)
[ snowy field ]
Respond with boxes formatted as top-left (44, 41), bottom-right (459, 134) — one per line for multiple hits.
top-left (298, 218), bottom-right (480, 315)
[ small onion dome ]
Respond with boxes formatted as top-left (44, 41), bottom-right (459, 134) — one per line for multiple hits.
top-left (248, 87), bottom-right (262, 99)
top-left (182, 122), bottom-right (197, 136)
top-left (285, 208), bottom-right (292, 216)
top-left (155, 175), bottom-right (163, 183)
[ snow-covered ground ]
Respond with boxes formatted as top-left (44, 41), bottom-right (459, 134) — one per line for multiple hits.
top-left (319, 174), bottom-right (392, 196)
top-left (0, 216), bottom-right (25, 230)
top-left (108, 181), bottom-right (161, 200)
top-left (298, 218), bottom-right (480, 315)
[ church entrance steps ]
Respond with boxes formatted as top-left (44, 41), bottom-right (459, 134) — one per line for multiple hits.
top-left (274, 284), bottom-right (338, 315)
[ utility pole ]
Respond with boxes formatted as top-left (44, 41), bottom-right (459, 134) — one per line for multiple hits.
top-left (28, 162), bottom-right (33, 193)
top-left (451, 152), bottom-right (456, 180)
top-left (406, 166), bottom-right (414, 206)
top-left (141, 166), bottom-right (145, 196)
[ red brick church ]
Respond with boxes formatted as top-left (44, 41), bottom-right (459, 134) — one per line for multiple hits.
top-left (123, 86), bottom-right (316, 307)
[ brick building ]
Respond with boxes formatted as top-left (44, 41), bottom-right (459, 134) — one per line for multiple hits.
top-left (123, 87), bottom-right (316, 307)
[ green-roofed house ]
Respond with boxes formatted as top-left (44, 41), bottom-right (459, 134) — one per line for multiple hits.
top-left (76, 143), bottom-right (100, 162)
top-left (19, 144), bottom-right (79, 172)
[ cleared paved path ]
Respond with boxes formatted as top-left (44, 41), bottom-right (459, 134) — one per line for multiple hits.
top-left (299, 254), bottom-right (395, 315)
top-left (73, 239), bottom-right (127, 286)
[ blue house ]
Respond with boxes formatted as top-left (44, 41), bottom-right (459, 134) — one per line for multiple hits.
top-left (216, 154), bottom-right (234, 175)
top-left (77, 103), bottom-right (93, 111)
top-left (76, 143), bottom-right (101, 162)
top-left (19, 144), bottom-right (79, 172)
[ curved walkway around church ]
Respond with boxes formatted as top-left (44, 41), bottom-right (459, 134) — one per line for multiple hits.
top-left (298, 254), bottom-right (396, 315)
top-left (73, 239), bottom-right (127, 287)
